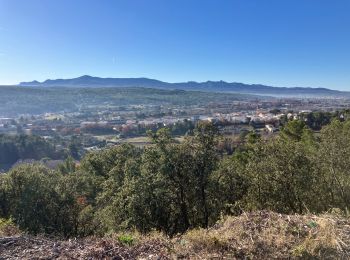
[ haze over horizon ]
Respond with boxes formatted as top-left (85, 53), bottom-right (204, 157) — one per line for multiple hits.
top-left (14, 75), bottom-right (347, 92)
top-left (0, 0), bottom-right (349, 90)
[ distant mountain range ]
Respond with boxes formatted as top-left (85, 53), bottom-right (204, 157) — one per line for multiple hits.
top-left (19, 75), bottom-right (347, 97)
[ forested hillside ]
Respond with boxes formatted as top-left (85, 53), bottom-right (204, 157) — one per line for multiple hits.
top-left (0, 86), bottom-right (254, 116)
top-left (0, 135), bottom-right (60, 168)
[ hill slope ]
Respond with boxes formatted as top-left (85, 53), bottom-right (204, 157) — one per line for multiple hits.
top-left (0, 85), bottom-right (255, 117)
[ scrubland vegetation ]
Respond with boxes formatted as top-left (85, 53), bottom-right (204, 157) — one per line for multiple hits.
top-left (1, 119), bottom-right (350, 258)
top-left (1, 211), bottom-right (349, 259)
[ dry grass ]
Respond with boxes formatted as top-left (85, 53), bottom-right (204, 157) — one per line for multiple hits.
top-left (0, 218), bottom-right (21, 237)
top-left (0, 211), bottom-right (349, 259)
top-left (173, 211), bottom-right (350, 259)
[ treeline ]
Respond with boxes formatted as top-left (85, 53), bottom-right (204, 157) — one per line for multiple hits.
top-left (0, 135), bottom-right (59, 166)
top-left (286, 109), bottom-right (350, 131)
top-left (1, 120), bottom-right (350, 237)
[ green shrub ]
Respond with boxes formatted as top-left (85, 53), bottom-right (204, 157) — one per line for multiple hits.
top-left (118, 234), bottom-right (134, 246)
top-left (0, 218), bottom-right (20, 236)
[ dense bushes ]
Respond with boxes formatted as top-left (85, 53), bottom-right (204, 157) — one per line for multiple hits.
top-left (1, 120), bottom-right (350, 237)
top-left (0, 135), bottom-right (59, 166)
top-left (0, 164), bottom-right (98, 236)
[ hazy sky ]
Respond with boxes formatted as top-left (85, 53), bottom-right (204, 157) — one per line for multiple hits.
top-left (0, 0), bottom-right (349, 90)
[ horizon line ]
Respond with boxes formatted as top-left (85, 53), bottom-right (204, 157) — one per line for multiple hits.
top-left (11, 74), bottom-right (342, 91)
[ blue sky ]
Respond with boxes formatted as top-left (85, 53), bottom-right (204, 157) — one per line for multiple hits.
top-left (0, 0), bottom-right (349, 90)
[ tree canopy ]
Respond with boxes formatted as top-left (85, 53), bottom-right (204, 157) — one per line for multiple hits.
top-left (1, 119), bottom-right (350, 237)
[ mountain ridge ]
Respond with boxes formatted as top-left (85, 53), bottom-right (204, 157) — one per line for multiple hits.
top-left (18, 75), bottom-right (346, 96)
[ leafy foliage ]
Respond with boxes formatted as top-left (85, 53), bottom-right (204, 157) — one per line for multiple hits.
top-left (0, 134), bottom-right (59, 166)
top-left (1, 120), bottom-right (350, 237)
